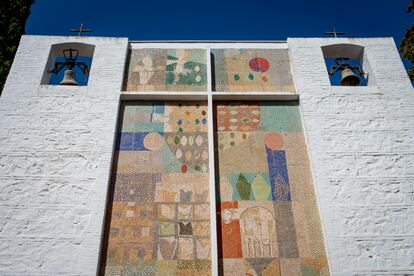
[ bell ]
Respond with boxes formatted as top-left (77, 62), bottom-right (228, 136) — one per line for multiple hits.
top-left (340, 68), bottom-right (360, 86)
top-left (59, 69), bottom-right (78, 86)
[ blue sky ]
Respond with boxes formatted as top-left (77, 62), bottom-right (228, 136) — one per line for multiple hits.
top-left (26, 0), bottom-right (411, 46)
top-left (26, 0), bottom-right (413, 82)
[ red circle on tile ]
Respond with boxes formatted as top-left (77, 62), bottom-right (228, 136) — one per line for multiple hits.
top-left (249, 57), bottom-right (270, 72)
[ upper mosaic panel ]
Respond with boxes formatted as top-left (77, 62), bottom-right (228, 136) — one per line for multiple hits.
top-left (212, 49), bottom-right (296, 92)
top-left (123, 49), bottom-right (208, 92)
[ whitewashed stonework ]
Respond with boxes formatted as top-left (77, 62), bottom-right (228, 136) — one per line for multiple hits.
top-left (288, 38), bottom-right (414, 275)
top-left (0, 35), bottom-right (412, 275)
top-left (0, 35), bottom-right (128, 275)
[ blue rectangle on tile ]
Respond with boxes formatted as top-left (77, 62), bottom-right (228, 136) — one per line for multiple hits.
top-left (118, 132), bottom-right (134, 150)
top-left (117, 132), bottom-right (150, 151)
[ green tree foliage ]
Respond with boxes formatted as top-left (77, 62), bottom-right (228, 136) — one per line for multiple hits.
top-left (401, 0), bottom-right (414, 80)
top-left (0, 0), bottom-right (34, 94)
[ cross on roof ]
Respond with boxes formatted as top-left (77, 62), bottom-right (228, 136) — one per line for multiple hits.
top-left (70, 23), bottom-right (92, 36)
top-left (324, 26), bottom-right (346, 38)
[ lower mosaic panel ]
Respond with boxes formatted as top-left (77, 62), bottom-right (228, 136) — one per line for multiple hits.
top-left (102, 101), bottom-right (211, 275)
top-left (214, 101), bottom-right (330, 276)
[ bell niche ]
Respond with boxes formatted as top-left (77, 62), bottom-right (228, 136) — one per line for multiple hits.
top-left (41, 42), bottom-right (95, 86)
top-left (321, 44), bottom-right (375, 87)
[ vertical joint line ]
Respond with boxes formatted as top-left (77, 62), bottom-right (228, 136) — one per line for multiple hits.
top-left (206, 46), bottom-right (219, 275)
top-left (206, 47), bottom-right (213, 95)
top-left (207, 93), bottom-right (218, 276)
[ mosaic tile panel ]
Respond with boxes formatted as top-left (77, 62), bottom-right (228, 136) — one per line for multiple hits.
top-left (212, 49), bottom-right (295, 92)
top-left (123, 49), bottom-right (207, 92)
top-left (215, 101), bottom-right (329, 275)
top-left (103, 101), bottom-right (211, 275)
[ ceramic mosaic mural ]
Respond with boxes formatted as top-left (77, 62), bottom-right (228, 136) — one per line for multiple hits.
top-left (102, 101), bottom-right (212, 275)
top-left (211, 49), bottom-right (295, 92)
top-left (123, 49), bottom-right (207, 92)
top-left (214, 101), bottom-right (329, 275)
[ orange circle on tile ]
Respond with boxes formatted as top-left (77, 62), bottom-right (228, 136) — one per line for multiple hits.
top-left (143, 132), bottom-right (163, 151)
top-left (264, 132), bottom-right (284, 150)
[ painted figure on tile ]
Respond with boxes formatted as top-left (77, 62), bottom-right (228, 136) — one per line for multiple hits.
top-left (265, 132), bottom-right (291, 201)
top-left (239, 207), bottom-right (277, 258)
top-left (167, 49), bottom-right (192, 77)
top-left (219, 175), bottom-right (233, 202)
top-left (133, 55), bottom-right (155, 85)
top-left (166, 49), bottom-right (207, 87)
top-left (196, 239), bottom-right (211, 259)
top-left (220, 202), bottom-right (243, 258)
top-left (195, 190), bottom-right (209, 202)
top-left (159, 237), bottom-right (177, 260)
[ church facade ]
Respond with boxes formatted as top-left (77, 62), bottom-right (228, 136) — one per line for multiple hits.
top-left (0, 35), bottom-right (413, 275)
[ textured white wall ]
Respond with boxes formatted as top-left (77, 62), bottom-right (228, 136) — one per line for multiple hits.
top-left (288, 38), bottom-right (414, 275)
top-left (0, 35), bottom-right (128, 275)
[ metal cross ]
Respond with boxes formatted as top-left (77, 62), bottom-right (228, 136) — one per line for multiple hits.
top-left (70, 23), bottom-right (92, 36)
top-left (324, 26), bottom-right (346, 38)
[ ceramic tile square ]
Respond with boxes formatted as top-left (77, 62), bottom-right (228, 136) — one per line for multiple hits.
top-left (123, 49), bottom-right (207, 92)
top-left (212, 49), bottom-right (295, 93)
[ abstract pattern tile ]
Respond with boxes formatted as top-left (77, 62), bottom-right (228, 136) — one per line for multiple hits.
top-left (211, 49), bottom-right (296, 92)
top-left (123, 49), bottom-right (207, 92)
top-left (102, 101), bottom-right (211, 275)
top-left (215, 101), bottom-right (329, 275)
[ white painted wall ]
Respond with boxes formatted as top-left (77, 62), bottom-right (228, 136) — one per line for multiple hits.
top-left (0, 35), bottom-right (128, 275)
top-left (288, 37), bottom-right (414, 275)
